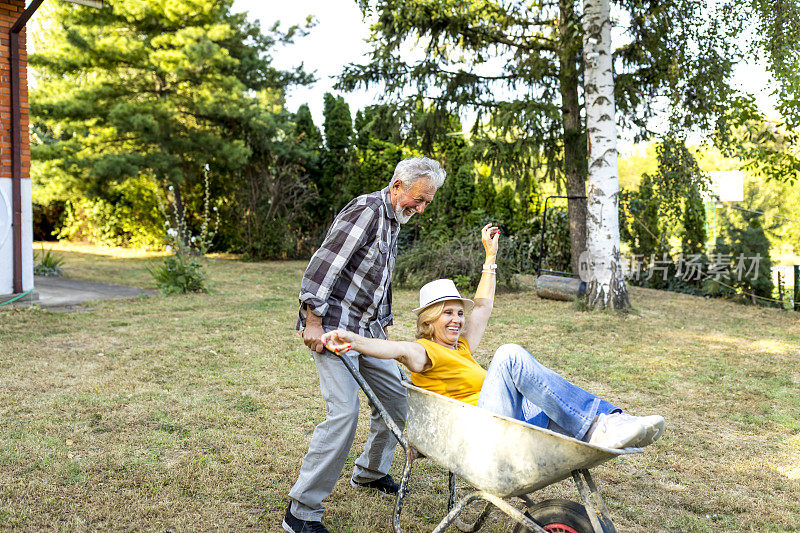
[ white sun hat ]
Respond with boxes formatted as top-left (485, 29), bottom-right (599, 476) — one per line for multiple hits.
top-left (412, 279), bottom-right (474, 315)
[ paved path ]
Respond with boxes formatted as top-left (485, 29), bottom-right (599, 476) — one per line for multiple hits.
top-left (27, 276), bottom-right (156, 309)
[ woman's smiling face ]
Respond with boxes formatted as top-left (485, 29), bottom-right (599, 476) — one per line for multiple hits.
top-left (431, 301), bottom-right (465, 348)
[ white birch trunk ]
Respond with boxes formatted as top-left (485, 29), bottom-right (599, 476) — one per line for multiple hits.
top-left (580, 0), bottom-right (630, 309)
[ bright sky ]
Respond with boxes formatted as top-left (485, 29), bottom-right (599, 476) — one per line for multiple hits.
top-left (231, 0), bottom-right (379, 127)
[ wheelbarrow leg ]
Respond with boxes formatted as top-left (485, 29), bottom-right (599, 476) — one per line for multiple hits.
top-left (571, 469), bottom-right (617, 533)
top-left (447, 472), bottom-right (493, 532)
top-left (517, 494), bottom-right (536, 508)
top-left (449, 471), bottom-right (456, 511)
top-left (393, 446), bottom-right (418, 533)
top-left (432, 492), bottom-right (481, 533)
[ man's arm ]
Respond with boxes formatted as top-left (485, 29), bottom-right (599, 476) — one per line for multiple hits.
top-left (302, 306), bottom-right (326, 353)
top-left (298, 200), bottom-right (379, 351)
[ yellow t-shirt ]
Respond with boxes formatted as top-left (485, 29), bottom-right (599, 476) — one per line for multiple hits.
top-left (407, 337), bottom-right (487, 405)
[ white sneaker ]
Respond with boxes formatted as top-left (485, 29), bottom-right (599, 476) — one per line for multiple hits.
top-left (618, 413), bottom-right (665, 447)
top-left (586, 413), bottom-right (646, 449)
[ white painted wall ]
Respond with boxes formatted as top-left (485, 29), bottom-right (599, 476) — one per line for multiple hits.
top-left (0, 177), bottom-right (34, 295)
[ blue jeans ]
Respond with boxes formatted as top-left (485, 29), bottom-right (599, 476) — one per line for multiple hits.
top-left (477, 344), bottom-right (619, 440)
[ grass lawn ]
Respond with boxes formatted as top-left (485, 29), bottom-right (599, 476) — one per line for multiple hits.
top-left (2, 243), bottom-right (799, 531)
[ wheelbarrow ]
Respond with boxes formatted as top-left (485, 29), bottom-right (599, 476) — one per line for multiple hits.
top-left (329, 348), bottom-right (642, 532)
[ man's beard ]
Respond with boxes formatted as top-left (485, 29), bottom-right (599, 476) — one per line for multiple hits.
top-left (395, 204), bottom-right (414, 224)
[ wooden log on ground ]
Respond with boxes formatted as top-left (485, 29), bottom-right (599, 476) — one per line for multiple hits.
top-left (536, 275), bottom-right (586, 301)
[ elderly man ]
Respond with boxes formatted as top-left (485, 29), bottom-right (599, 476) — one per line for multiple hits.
top-left (283, 157), bottom-right (446, 533)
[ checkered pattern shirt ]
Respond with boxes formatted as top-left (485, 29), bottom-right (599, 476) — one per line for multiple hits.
top-left (296, 187), bottom-right (399, 339)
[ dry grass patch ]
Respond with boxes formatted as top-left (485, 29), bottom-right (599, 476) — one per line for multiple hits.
top-left (2, 245), bottom-right (799, 531)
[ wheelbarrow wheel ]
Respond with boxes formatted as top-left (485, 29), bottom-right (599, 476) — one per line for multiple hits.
top-left (511, 498), bottom-right (597, 533)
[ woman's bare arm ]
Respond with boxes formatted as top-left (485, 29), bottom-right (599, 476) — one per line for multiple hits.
top-left (462, 224), bottom-right (499, 351)
top-left (321, 330), bottom-right (432, 373)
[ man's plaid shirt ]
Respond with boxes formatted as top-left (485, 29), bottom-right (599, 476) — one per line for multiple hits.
top-left (296, 187), bottom-right (399, 339)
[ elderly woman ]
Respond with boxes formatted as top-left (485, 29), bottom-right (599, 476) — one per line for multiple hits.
top-left (322, 224), bottom-right (665, 449)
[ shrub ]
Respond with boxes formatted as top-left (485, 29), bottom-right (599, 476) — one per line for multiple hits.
top-left (619, 174), bottom-right (662, 259)
top-left (395, 229), bottom-right (525, 290)
top-left (681, 183), bottom-right (707, 255)
top-left (33, 246), bottom-right (64, 276)
top-left (234, 155), bottom-right (319, 260)
top-left (627, 252), bottom-right (708, 296)
top-left (147, 253), bottom-right (207, 295)
top-left (56, 176), bottom-right (166, 249)
top-left (148, 166), bottom-right (217, 294)
top-left (32, 201), bottom-right (65, 241)
top-left (702, 182), bottom-right (777, 304)
top-left (707, 225), bottom-right (774, 304)
top-left (395, 234), bottom-right (487, 289)
top-left (501, 233), bottom-right (540, 276)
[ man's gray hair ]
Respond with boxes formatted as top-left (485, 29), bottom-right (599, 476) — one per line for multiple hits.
top-left (389, 157), bottom-right (446, 190)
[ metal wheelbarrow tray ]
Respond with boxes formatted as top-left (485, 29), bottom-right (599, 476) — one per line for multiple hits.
top-left (332, 350), bottom-right (642, 533)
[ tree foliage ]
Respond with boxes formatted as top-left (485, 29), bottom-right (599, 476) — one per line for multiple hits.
top-left (339, 0), bottom-right (741, 279)
top-left (681, 184), bottom-right (708, 256)
top-left (343, 0), bottom-right (738, 159)
top-left (710, 180), bottom-right (778, 302)
top-left (650, 137), bottom-right (710, 224)
top-left (230, 96), bottom-right (321, 259)
top-left (620, 137), bottom-right (708, 258)
top-left (620, 172), bottom-right (662, 258)
top-left (714, 0), bottom-right (800, 184)
top-left (30, 0), bottom-right (311, 248)
top-left (715, 95), bottom-right (800, 184)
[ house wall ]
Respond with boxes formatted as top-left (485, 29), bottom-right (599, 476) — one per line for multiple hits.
top-left (0, 0), bottom-right (32, 297)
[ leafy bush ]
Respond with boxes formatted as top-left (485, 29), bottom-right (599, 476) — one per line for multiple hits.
top-left (147, 253), bottom-right (207, 295)
top-left (147, 167), bottom-right (217, 294)
top-left (501, 233), bottom-right (540, 276)
top-left (626, 252), bottom-right (708, 296)
top-left (32, 201), bottom-right (65, 241)
top-left (395, 203), bottom-right (572, 290)
top-left (233, 145), bottom-right (320, 260)
top-left (395, 229), bottom-right (530, 290)
top-left (619, 175), bottom-right (664, 259)
top-left (56, 176), bottom-right (166, 249)
top-left (681, 183), bottom-right (707, 255)
top-left (395, 234), bottom-right (487, 289)
top-left (34, 246), bottom-right (64, 276)
top-left (706, 215), bottom-right (774, 304)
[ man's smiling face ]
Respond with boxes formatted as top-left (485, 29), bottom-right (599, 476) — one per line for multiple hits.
top-left (391, 178), bottom-right (436, 224)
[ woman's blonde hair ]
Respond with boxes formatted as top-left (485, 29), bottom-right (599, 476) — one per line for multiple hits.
top-left (415, 300), bottom-right (464, 340)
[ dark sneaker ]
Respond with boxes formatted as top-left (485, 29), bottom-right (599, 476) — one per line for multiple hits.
top-left (350, 474), bottom-right (400, 495)
top-left (282, 503), bottom-right (329, 533)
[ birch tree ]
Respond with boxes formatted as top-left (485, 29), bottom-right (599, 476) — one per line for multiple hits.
top-left (580, 0), bottom-right (630, 309)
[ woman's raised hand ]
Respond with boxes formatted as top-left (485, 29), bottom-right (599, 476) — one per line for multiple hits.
top-left (320, 329), bottom-right (354, 354)
top-left (481, 223), bottom-right (500, 261)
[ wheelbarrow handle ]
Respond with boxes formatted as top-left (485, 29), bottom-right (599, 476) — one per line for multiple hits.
top-left (325, 347), bottom-right (409, 450)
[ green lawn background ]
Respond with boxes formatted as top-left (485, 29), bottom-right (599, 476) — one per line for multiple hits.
top-left (1, 243), bottom-right (799, 531)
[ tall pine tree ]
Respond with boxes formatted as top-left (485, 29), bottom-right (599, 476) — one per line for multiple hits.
top-left (30, 0), bottom-right (311, 243)
top-left (321, 93), bottom-right (354, 214)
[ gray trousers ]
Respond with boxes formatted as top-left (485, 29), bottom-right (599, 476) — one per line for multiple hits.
top-left (288, 349), bottom-right (407, 521)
